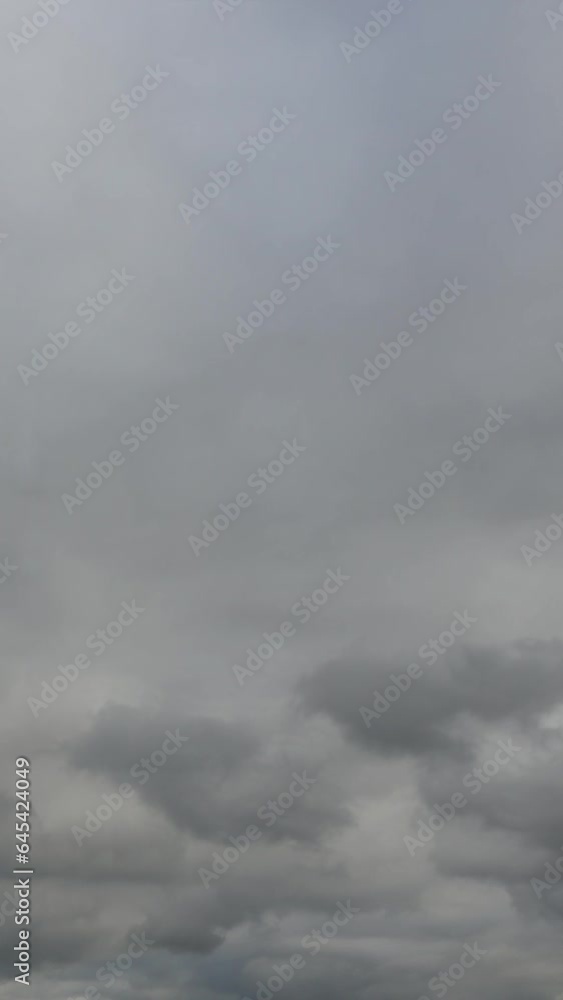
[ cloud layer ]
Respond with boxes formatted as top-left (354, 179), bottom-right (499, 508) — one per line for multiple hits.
top-left (2, 1), bottom-right (563, 999)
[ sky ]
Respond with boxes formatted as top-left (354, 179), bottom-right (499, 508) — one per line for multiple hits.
top-left (1, 0), bottom-right (563, 998)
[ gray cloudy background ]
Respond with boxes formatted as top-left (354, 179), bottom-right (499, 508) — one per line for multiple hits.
top-left (1, 0), bottom-right (563, 997)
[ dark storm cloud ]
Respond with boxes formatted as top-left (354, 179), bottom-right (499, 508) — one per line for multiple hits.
top-left (64, 704), bottom-right (353, 843)
top-left (297, 640), bottom-right (563, 758)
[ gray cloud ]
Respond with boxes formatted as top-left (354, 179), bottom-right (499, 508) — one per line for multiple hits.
top-left (2, 0), bottom-right (563, 998)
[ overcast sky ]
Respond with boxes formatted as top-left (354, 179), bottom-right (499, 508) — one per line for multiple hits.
top-left (2, 1), bottom-right (563, 998)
